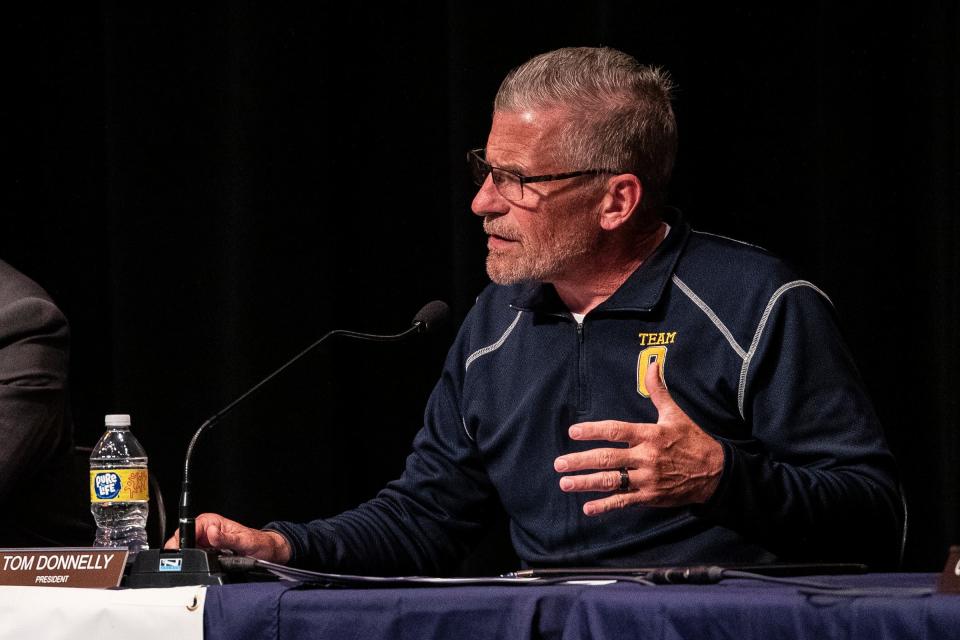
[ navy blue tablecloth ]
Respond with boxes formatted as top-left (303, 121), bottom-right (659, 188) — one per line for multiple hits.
top-left (203, 573), bottom-right (958, 640)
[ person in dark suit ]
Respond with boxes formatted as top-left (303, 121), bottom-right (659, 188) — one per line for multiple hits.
top-left (0, 259), bottom-right (92, 546)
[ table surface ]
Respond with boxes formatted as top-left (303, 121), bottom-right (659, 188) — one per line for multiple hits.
top-left (202, 573), bottom-right (960, 640)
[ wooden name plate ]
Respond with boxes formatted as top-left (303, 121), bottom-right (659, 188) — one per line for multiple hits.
top-left (938, 545), bottom-right (960, 593)
top-left (0, 548), bottom-right (128, 588)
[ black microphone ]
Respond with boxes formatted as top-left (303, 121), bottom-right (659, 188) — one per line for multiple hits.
top-left (125, 301), bottom-right (450, 587)
top-left (178, 299), bottom-right (449, 549)
top-left (412, 300), bottom-right (451, 334)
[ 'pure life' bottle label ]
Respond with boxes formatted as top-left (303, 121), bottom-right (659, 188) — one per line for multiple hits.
top-left (89, 470), bottom-right (149, 502)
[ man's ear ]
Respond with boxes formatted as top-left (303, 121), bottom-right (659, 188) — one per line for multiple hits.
top-left (598, 174), bottom-right (643, 231)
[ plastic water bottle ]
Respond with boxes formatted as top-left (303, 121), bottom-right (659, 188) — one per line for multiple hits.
top-left (89, 414), bottom-right (149, 553)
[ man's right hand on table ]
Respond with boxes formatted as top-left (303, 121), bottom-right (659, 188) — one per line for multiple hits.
top-left (164, 512), bottom-right (292, 564)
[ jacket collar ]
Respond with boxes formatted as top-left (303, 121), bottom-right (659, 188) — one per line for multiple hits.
top-left (510, 213), bottom-right (690, 315)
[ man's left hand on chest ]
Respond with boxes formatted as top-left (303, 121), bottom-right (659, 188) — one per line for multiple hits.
top-left (553, 361), bottom-right (725, 515)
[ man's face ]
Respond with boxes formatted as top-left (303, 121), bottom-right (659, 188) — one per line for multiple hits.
top-left (471, 109), bottom-right (603, 286)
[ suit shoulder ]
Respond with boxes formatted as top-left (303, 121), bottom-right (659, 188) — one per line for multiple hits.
top-left (0, 261), bottom-right (67, 339)
top-left (0, 260), bottom-right (56, 307)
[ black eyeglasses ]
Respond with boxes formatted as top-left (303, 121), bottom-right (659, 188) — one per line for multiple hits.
top-left (467, 148), bottom-right (623, 202)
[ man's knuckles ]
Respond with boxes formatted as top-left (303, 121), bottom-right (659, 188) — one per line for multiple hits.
top-left (595, 449), bottom-right (618, 469)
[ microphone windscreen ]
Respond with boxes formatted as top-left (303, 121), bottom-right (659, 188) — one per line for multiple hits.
top-left (412, 300), bottom-right (451, 334)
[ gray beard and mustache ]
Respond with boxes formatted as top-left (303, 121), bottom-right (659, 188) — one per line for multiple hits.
top-left (483, 218), bottom-right (599, 286)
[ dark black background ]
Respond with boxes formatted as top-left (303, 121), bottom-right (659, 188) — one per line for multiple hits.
top-left (1, 2), bottom-right (956, 571)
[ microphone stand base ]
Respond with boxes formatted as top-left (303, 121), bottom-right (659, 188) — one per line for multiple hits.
top-left (125, 548), bottom-right (228, 588)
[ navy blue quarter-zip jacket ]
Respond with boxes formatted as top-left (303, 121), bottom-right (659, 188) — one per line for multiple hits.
top-left (267, 219), bottom-right (902, 573)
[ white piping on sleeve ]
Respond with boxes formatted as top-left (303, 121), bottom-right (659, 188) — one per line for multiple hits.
top-left (464, 310), bottom-right (524, 372)
top-left (672, 275), bottom-right (748, 359)
top-left (737, 280), bottom-right (832, 418)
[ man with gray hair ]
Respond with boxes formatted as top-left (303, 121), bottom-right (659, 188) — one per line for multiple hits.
top-left (170, 47), bottom-right (902, 572)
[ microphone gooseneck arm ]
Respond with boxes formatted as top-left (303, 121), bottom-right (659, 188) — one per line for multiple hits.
top-left (179, 309), bottom-right (446, 550)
